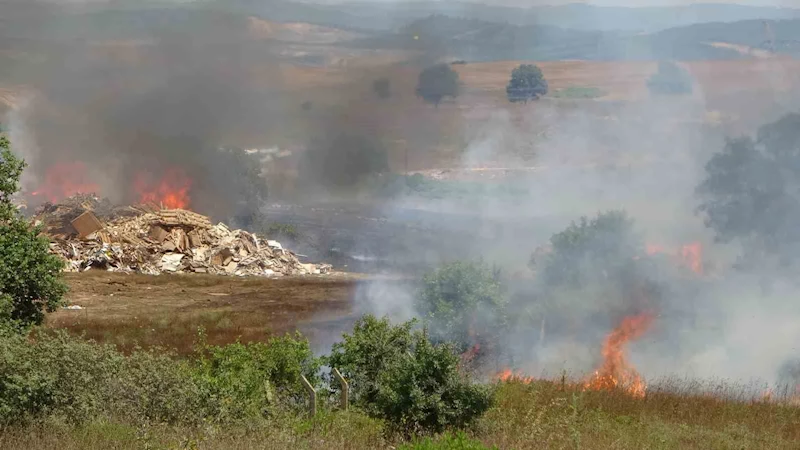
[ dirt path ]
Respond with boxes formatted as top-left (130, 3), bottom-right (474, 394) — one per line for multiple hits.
top-left (47, 272), bottom-right (361, 354)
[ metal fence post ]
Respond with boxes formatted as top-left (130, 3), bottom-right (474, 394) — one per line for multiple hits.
top-left (300, 375), bottom-right (316, 418)
top-left (332, 368), bottom-right (349, 411)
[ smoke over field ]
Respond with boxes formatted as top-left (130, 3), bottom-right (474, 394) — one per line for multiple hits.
top-left (3, 0), bottom-right (800, 400)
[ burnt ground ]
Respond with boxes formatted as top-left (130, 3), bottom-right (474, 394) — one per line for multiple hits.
top-left (46, 272), bottom-right (366, 355)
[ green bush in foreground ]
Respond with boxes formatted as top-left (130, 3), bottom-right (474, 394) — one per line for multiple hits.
top-left (326, 315), bottom-right (494, 433)
top-left (0, 327), bottom-right (320, 426)
top-left (399, 432), bottom-right (497, 450)
top-left (193, 331), bottom-right (321, 418)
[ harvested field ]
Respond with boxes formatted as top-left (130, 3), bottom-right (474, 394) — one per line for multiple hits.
top-left (46, 272), bottom-right (361, 354)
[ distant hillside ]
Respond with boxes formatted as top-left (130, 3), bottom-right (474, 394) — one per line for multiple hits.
top-left (220, 1), bottom-right (800, 33)
top-left (348, 15), bottom-right (757, 62)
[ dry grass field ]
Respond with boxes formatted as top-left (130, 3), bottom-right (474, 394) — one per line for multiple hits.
top-left (46, 272), bottom-right (362, 354)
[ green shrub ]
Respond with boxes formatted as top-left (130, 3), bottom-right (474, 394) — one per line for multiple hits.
top-left (0, 328), bottom-right (204, 425)
top-left (0, 135), bottom-right (67, 329)
top-left (192, 332), bottom-right (322, 419)
top-left (399, 432), bottom-right (498, 450)
top-left (326, 316), bottom-right (416, 409)
top-left (415, 261), bottom-right (507, 352)
top-left (0, 327), bottom-right (320, 426)
top-left (326, 315), bottom-right (494, 434)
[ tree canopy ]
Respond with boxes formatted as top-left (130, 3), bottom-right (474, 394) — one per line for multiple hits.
top-left (0, 135), bottom-right (67, 328)
top-left (506, 64), bottom-right (548, 103)
top-left (416, 64), bottom-right (460, 107)
top-left (697, 113), bottom-right (800, 267)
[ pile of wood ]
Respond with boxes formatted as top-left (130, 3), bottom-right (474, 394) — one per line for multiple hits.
top-left (36, 196), bottom-right (330, 276)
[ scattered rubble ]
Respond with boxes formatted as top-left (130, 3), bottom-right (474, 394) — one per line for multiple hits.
top-left (35, 195), bottom-right (331, 277)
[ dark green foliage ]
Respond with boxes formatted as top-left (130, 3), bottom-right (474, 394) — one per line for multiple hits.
top-left (373, 77), bottom-right (391, 99)
top-left (647, 61), bottom-right (693, 95)
top-left (0, 136), bottom-right (67, 328)
top-left (0, 328), bottom-right (320, 426)
top-left (327, 316), bottom-right (416, 409)
top-left (416, 64), bottom-right (460, 106)
top-left (398, 432), bottom-right (498, 450)
top-left (536, 211), bottom-right (642, 288)
top-left (194, 332), bottom-right (321, 415)
top-left (0, 329), bottom-right (205, 425)
top-left (506, 64), bottom-right (548, 103)
top-left (326, 315), bottom-right (494, 433)
top-left (697, 113), bottom-right (800, 267)
top-left (415, 261), bottom-right (507, 352)
top-left (302, 134), bottom-right (390, 188)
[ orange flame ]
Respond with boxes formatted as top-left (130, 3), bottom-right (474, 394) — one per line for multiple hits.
top-left (495, 368), bottom-right (534, 384)
top-left (646, 242), bottom-right (703, 275)
top-left (584, 313), bottom-right (654, 398)
top-left (133, 167), bottom-right (191, 209)
top-left (30, 162), bottom-right (100, 203)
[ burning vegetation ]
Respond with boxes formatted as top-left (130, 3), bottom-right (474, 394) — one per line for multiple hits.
top-left (583, 312), bottom-right (654, 398)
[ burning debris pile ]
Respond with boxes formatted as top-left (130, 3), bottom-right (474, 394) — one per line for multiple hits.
top-left (34, 194), bottom-right (331, 277)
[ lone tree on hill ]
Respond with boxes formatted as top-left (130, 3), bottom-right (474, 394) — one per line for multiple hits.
top-left (416, 64), bottom-right (460, 107)
top-left (506, 64), bottom-right (548, 103)
top-left (647, 61), bottom-right (693, 95)
top-left (0, 135), bottom-right (67, 329)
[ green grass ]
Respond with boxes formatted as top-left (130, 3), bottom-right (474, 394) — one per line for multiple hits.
top-left (550, 86), bottom-right (607, 99)
top-left (3, 381), bottom-right (798, 450)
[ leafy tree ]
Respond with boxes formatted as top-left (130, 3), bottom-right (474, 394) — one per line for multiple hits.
top-left (373, 77), bottom-right (391, 99)
top-left (535, 210), bottom-right (643, 288)
top-left (697, 113), bottom-right (800, 268)
top-left (326, 315), bottom-right (494, 433)
top-left (506, 64), bottom-right (548, 103)
top-left (647, 61), bottom-right (693, 95)
top-left (0, 135), bottom-right (66, 328)
top-left (416, 64), bottom-right (460, 107)
top-left (415, 261), bottom-right (507, 352)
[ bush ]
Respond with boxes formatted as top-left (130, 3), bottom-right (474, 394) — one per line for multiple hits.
top-left (399, 432), bottom-right (498, 450)
top-left (193, 332), bottom-right (322, 418)
top-left (0, 328), bottom-right (205, 425)
top-left (326, 315), bottom-right (494, 433)
top-left (415, 261), bottom-right (507, 352)
top-left (0, 135), bottom-right (67, 328)
top-left (0, 327), bottom-right (320, 426)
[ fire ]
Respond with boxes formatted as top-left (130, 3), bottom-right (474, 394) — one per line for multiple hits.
top-left (31, 162), bottom-right (100, 203)
top-left (646, 241), bottom-right (704, 275)
top-left (495, 368), bottom-right (534, 384)
top-left (680, 242), bottom-right (703, 275)
top-left (584, 312), bottom-right (654, 398)
top-left (133, 167), bottom-right (192, 209)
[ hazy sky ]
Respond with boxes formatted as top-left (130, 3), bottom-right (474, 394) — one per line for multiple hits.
top-left (312, 0), bottom-right (800, 7)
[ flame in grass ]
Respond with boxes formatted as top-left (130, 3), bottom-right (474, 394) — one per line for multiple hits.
top-left (134, 167), bottom-right (192, 209)
top-left (31, 162), bottom-right (100, 202)
top-left (495, 368), bottom-right (534, 384)
top-left (583, 313), bottom-right (654, 398)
